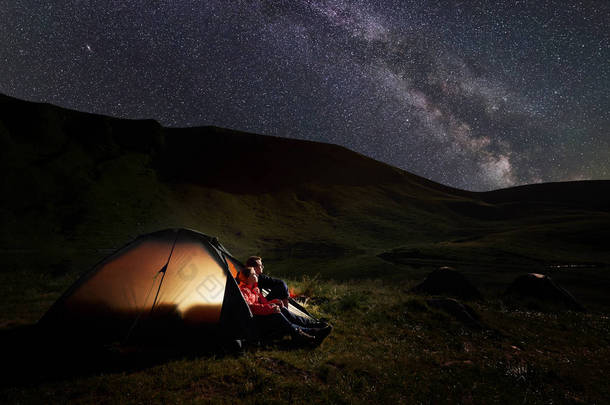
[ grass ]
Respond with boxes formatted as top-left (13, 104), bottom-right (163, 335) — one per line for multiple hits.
top-left (2, 94), bottom-right (610, 403)
top-left (2, 274), bottom-right (610, 404)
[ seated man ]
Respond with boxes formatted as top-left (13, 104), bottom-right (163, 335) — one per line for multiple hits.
top-left (245, 256), bottom-right (289, 307)
top-left (237, 267), bottom-right (331, 345)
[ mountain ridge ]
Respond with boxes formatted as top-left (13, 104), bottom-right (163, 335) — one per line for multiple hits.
top-left (1, 93), bottom-right (609, 277)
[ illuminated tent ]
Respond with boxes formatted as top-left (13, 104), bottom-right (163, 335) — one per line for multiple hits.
top-left (39, 229), bottom-right (255, 343)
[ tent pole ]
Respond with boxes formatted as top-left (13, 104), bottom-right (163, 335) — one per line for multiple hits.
top-left (123, 229), bottom-right (180, 343)
top-left (149, 230), bottom-right (179, 314)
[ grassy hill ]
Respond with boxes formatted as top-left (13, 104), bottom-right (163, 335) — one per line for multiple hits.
top-left (2, 93), bottom-right (610, 403)
top-left (2, 93), bottom-right (607, 257)
top-left (2, 91), bottom-right (609, 303)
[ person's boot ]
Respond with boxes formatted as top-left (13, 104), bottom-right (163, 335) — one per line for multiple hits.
top-left (308, 317), bottom-right (331, 328)
top-left (291, 327), bottom-right (316, 345)
top-left (312, 324), bottom-right (333, 344)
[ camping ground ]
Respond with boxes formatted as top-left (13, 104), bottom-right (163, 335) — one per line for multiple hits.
top-left (2, 262), bottom-right (610, 404)
top-left (1, 94), bottom-right (610, 404)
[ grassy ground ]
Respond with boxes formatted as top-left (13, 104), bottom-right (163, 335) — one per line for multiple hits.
top-left (2, 273), bottom-right (610, 404)
top-left (2, 94), bottom-right (610, 403)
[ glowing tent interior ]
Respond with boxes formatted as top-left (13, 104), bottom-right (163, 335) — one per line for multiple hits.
top-left (39, 228), bottom-right (312, 343)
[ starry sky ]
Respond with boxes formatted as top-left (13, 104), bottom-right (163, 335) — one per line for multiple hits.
top-left (1, 1), bottom-right (608, 191)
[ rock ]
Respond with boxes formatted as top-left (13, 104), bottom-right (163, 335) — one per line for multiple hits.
top-left (411, 267), bottom-right (483, 300)
top-left (503, 273), bottom-right (584, 311)
top-left (426, 298), bottom-right (484, 330)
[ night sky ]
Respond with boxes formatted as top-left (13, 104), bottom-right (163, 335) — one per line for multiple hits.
top-left (1, 1), bottom-right (608, 191)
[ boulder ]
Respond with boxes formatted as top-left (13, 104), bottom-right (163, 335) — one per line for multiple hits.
top-left (411, 267), bottom-right (483, 300)
top-left (426, 298), bottom-right (484, 330)
top-left (503, 273), bottom-right (584, 311)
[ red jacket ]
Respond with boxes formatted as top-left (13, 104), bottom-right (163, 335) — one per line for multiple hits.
top-left (239, 283), bottom-right (281, 316)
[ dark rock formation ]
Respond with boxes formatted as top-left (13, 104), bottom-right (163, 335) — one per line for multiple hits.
top-left (426, 298), bottom-right (484, 330)
top-left (503, 273), bottom-right (584, 311)
top-left (411, 267), bottom-right (483, 300)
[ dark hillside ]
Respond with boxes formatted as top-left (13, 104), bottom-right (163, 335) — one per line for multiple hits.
top-left (0, 93), bottom-right (473, 251)
top-left (2, 94), bottom-right (610, 404)
top-left (478, 180), bottom-right (610, 212)
top-left (0, 93), bottom-right (464, 197)
top-left (1, 93), bottom-right (609, 280)
top-left (159, 125), bottom-right (465, 195)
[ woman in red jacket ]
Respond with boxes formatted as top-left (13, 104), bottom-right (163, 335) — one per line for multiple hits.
top-left (238, 267), bottom-right (331, 344)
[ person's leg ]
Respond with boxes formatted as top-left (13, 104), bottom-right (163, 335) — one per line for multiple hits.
top-left (279, 307), bottom-right (333, 344)
top-left (264, 278), bottom-right (289, 303)
top-left (255, 313), bottom-right (317, 342)
top-left (254, 313), bottom-right (291, 338)
top-left (280, 307), bottom-right (325, 328)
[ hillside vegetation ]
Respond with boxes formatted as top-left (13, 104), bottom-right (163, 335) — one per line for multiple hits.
top-left (1, 94), bottom-right (610, 403)
top-left (2, 93), bottom-right (608, 263)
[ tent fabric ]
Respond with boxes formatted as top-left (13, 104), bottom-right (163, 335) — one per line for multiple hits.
top-left (39, 229), bottom-right (253, 342)
top-left (40, 228), bottom-right (316, 343)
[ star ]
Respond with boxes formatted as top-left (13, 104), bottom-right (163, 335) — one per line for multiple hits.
top-left (0, 0), bottom-right (607, 191)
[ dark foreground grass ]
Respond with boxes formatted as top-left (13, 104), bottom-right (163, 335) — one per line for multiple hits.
top-left (2, 274), bottom-right (610, 404)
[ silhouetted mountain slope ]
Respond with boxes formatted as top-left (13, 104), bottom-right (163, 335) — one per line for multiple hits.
top-left (0, 93), bottom-right (467, 197)
top-left (160, 125), bottom-right (431, 193)
top-left (1, 93), bottom-right (609, 272)
top-left (478, 181), bottom-right (610, 212)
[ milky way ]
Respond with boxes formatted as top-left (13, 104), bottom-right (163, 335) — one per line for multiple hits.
top-left (1, 0), bottom-right (608, 190)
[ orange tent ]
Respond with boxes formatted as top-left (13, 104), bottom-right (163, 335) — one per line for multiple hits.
top-left (39, 229), bottom-right (253, 342)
